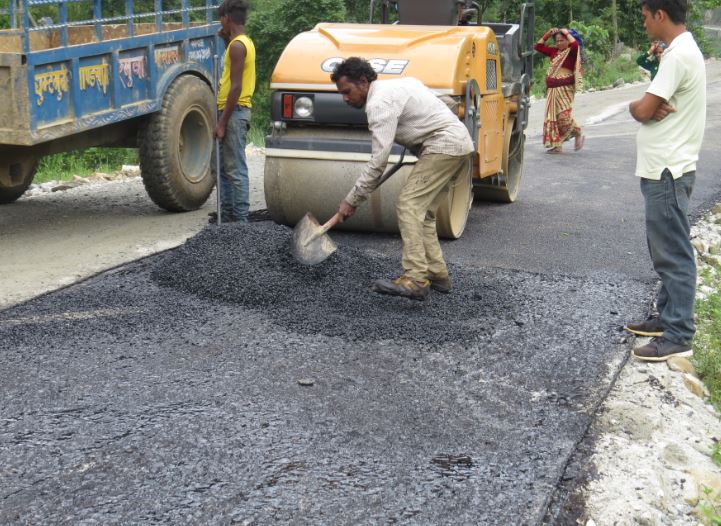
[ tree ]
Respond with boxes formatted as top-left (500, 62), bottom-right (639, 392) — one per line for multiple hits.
top-left (248, 0), bottom-right (346, 83)
top-left (247, 0), bottom-right (346, 134)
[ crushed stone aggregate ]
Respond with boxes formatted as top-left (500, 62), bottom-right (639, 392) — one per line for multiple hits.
top-left (0, 221), bottom-right (651, 525)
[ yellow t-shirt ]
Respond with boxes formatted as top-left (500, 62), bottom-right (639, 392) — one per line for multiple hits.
top-left (217, 33), bottom-right (255, 110)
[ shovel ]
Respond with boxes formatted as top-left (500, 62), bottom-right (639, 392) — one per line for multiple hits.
top-left (291, 148), bottom-right (410, 265)
top-left (292, 211), bottom-right (344, 266)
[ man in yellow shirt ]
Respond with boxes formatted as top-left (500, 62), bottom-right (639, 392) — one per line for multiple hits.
top-left (213, 0), bottom-right (256, 223)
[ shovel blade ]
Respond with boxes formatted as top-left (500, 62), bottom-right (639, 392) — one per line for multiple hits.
top-left (292, 212), bottom-right (337, 265)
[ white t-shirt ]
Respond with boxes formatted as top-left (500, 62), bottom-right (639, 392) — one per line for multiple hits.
top-left (635, 31), bottom-right (706, 180)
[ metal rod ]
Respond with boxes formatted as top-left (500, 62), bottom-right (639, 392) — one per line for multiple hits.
top-left (215, 138), bottom-right (222, 225)
top-left (93, 0), bottom-right (102, 40)
top-left (213, 52), bottom-right (221, 225)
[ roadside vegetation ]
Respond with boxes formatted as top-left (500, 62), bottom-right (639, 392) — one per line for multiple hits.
top-left (691, 261), bottom-right (721, 525)
top-left (35, 149), bottom-right (138, 184)
top-left (699, 439), bottom-right (721, 524)
top-left (694, 267), bottom-right (721, 409)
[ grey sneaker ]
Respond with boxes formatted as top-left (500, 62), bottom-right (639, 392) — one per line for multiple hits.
top-left (372, 276), bottom-right (430, 301)
top-left (633, 337), bottom-right (692, 362)
top-left (428, 273), bottom-right (452, 293)
top-left (624, 316), bottom-right (663, 337)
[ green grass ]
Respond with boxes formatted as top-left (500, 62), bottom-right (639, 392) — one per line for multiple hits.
top-left (35, 148), bottom-right (138, 184)
top-left (699, 441), bottom-right (721, 524)
top-left (692, 264), bottom-right (721, 526)
top-left (693, 266), bottom-right (721, 410)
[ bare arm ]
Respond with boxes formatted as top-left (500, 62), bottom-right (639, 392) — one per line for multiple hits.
top-left (629, 92), bottom-right (676, 123)
top-left (536, 28), bottom-right (552, 45)
top-left (215, 40), bottom-right (246, 139)
top-left (560, 28), bottom-right (575, 43)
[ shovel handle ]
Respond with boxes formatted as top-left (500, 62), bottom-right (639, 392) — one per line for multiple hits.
top-left (320, 212), bottom-right (344, 233)
top-left (304, 211), bottom-right (344, 245)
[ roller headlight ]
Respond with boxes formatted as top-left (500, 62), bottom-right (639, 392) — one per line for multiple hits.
top-left (293, 96), bottom-right (314, 118)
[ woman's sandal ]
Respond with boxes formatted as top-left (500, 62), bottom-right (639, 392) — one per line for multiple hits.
top-left (546, 147), bottom-right (563, 154)
top-left (574, 135), bottom-right (585, 151)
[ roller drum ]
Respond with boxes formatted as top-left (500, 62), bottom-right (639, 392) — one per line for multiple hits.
top-left (264, 131), bottom-right (472, 240)
top-left (265, 156), bottom-right (410, 234)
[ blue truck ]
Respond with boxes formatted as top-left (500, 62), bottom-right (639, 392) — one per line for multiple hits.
top-left (0, 0), bottom-right (220, 209)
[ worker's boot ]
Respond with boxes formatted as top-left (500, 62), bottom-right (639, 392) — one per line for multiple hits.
top-left (428, 273), bottom-right (452, 293)
top-left (372, 275), bottom-right (430, 301)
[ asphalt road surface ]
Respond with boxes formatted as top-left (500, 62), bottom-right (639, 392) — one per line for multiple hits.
top-left (1, 63), bottom-right (720, 524)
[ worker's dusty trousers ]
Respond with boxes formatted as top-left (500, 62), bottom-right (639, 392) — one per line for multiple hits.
top-left (396, 152), bottom-right (470, 281)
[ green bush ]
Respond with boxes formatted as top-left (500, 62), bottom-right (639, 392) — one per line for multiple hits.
top-left (570, 20), bottom-right (611, 57)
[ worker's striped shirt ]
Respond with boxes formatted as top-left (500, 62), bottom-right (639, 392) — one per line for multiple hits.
top-left (345, 77), bottom-right (474, 207)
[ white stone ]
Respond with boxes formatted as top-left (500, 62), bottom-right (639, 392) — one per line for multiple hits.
top-left (667, 356), bottom-right (696, 374)
top-left (683, 374), bottom-right (710, 399)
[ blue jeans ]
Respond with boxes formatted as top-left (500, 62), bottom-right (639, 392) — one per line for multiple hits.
top-left (640, 169), bottom-right (696, 345)
top-left (217, 107), bottom-right (250, 221)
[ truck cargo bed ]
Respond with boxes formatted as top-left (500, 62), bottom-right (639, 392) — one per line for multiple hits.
top-left (0, 0), bottom-right (219, 146)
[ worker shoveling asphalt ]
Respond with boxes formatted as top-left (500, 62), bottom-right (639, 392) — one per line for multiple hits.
top-left (291, 149), bottom-right (410, 266)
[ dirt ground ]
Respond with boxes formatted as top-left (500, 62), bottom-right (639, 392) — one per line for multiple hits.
top-left (0, 155), bottom-right (265, 310)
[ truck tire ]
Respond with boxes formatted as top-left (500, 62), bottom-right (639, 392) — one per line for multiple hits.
top-left (474, 116), bottom-right (525, 203)
top-left (0, 158), bottom-right (38, 204)
top-left (139, 75), bottom-right (215, 212)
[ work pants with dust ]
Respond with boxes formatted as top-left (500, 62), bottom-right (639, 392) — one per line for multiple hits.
top-left (641, 169), bottom-right (696, 345)
top-left (396, 153), bottom-right (470, 281)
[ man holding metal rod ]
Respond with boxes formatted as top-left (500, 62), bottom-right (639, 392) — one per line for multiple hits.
top-left (211, 0), bottom-right (256, 224)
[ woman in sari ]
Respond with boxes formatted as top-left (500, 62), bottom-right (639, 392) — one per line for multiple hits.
top-left (535, 27), bottom-right (584, 154)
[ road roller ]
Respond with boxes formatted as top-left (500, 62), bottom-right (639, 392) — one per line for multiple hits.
top-left (264, 0), bottom-right (535, 239)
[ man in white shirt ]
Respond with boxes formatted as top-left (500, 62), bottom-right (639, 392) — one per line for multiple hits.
top-left (331, 57), bottom-right (474, 301)
top-left (625, 0), bottom-right (706, 361)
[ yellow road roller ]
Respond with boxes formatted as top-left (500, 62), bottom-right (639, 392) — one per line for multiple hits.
top-left (264, 0), bottom-right (535, 239)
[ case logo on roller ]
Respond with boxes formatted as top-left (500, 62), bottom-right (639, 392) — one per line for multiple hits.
top-left (321, 57), bottom-right (409, 75)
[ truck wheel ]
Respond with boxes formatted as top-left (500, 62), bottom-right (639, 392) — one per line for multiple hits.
top-left (474, 116), bottom-right (525, 203)
top-left (0, 158), bottom-right (38, 204)
top-left (139, 75), bottom-right (215, 212)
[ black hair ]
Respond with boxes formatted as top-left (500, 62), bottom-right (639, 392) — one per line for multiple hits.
top-left (330, 57), bottom-right (378, 84)
top-left (638, 0), bottom-right (687, 25)
top-left (218, 0), bottom-right (248, 25)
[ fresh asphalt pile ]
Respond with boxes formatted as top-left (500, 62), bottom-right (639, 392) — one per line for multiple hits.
top-left (152, 222), bottom-right (523, 346)
top-left (0, 221), bottom-right (651, 525)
